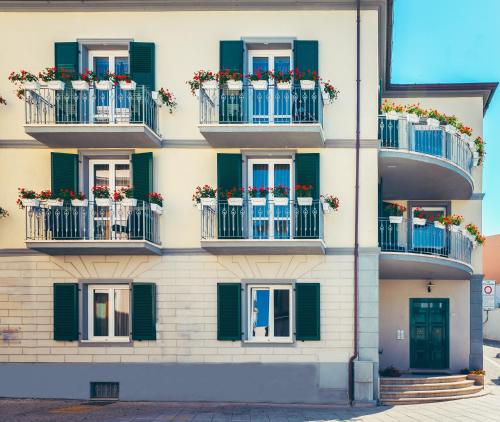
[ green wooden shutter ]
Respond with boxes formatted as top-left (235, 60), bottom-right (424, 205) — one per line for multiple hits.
top-left (295, 153), bottom-right (320, 238)
top-left (53, 283), bottom-right (79, 341)
top-left (51, 152), bottom-right (79, 194)
top-left (293, 40), bottom-right (319, 122)
top-left (132, 283), bottom-right (156, 341)
top-left (295, 153), bottom-right (320, 199)
top-left (220, 40), bottom-right (244, 72)
top-left (217, 283), bottom-right (241, 341)
top-left (55, 42), bottom-right (80, 123)
top-left (295, 283), bottom-right (320, 341)
top-left (55, 42), bottom-right (79, 80)
top-left (219, 40), bottom-right (244, 123)
top-left (132, 152), bottom-right (153, 201)
top-left (130, 42), bottom-right (155, 91)
top-left (217, 154), bottom-right (243, 238)
top-left (293, 40), bottom-right (318, 75)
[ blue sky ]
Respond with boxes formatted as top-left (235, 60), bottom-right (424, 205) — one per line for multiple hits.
top-left (392, 0), bottom-right (499, 235)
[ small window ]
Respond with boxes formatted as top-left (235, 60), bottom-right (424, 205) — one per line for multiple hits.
top-left (88, 285), bottom-right (130, 342)
top-left (247, 285), bottom-right (292, 343)
top-left (90, 382), bottom-right (119, 400)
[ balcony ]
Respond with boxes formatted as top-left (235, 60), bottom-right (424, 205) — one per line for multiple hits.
top-left (25, 201), bottom-right (161, 255)
top-left (24, 85), bottom-right (161, 148)
top-left (200, 199), bottom-right (325, 254)
top-left (378, 116), bottom-right (474, 199)
top-left (378, 218), bottom-right (473, 280)
top-left (198, 84), bottom-right (324, 148)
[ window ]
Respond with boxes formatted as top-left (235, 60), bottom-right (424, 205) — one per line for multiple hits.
top-left (247, 284), bottom-right (292, 343)
top-left (412, 206), bottom-right (447, 253)
top-left (88, 285), bottom-right (130, 342)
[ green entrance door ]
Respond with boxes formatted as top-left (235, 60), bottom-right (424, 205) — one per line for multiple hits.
top-left (410, 298), bottom-right (449, 369)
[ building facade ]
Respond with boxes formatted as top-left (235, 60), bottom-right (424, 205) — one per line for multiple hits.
top-left (0, 0), bottom-right (492, 404)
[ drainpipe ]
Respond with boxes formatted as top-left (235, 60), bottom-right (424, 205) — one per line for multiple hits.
top-left (348, 0), bottom-right (361, 406)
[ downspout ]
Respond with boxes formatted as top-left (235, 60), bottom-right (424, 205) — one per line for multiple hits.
top-left (348, 0), bottom-right (361, 406)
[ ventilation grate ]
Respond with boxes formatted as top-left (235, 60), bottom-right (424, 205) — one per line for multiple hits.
top-left (90, 382), bottom-right (119, 400)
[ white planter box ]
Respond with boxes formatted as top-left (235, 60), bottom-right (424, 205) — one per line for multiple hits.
top-left (251, 80), bottom-right (268, 91)
top-left (277, 81), bottom-right (291, 90)
top-left (297, 197), bottom-right (313, 206)
top-left (273, 197), bottom-right (289, 206)
top-left (71, 80), bottom-right (89, 91)
top-left (122, 198), bottom-right (138, 207)
top-left (46, 199), bottom-right (63, 207)
top-left (23, 81), bottom-right (40, 91)
top-left (200, 197), bottom-right (217, 208)
top-left (389, 216), bottom-right (403, 224)
top-left (427, 118), bottom-right (440, 127)
top-left (71, 199), bottom-right (88, 207)
top-left (227, 197), bottom-right (244, 206)
top-left (449, 224), bottom-right (461, 233)
top-left (473, 157), bottom-right (480, 167)
top-left (445, 124), bottom-right (457, 134)
top-left (95, 80), bottom-right (113, 91)
top-left (413, 217), bottom-right (426, 226)
top-left (21, 198), bottom-right (40, 208)
top-left (322, 91), bottom-right (331, 103)
top-left (250, 197), bottom-right (267, 206)
top-left (119, 81), bottom-right (136, 91)
top-left (322, 202), bottom-right (332, 214)
top-left (227, 80), bottom-right (243, 91)
top-left (406, 113), bottom-right (420, 123)
top-left (300, 80), bottom-right (316, 90)
top-left (434, 221), bottom-right (446, 230)
top-left (201, 80), bottom-right (218, 90)
top-left (47, 80), bottom-right (65, 91)
top-left (150, 203), bottom-right (163, 214)
top-left (95, 198), bottom-right (112, 207)
top-left (385, 111), bottom-right (400, 121)
top-left (151, 91), bottom-right (163, 107)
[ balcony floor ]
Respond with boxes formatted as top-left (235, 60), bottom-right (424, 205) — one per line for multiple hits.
top-left (200, 239), bottom-right (325, 255)
top-left (24, 124), bottom-right (162, 148)
top-left (25, 240), bottom-right (162, 255)
top-left (198, 124), bottom-right (324, 148)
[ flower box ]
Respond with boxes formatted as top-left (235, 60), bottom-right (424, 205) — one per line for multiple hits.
top-left (202, 80), bottom-right (218, 90)
top-left (434, 221), bottom-right (446, 230)
top-left (227, 80), bottom-right (243, 91)
top-left (413, 217), bottom-right (426, 226)
top-left (406, 113), bottom-right (420, 123)
top-left (151, 92), bottom-right (163, 107)
top-left (297, 197), bottom-right (313, 206)
top-left (95, 80), bottom-right (113, 91)
top-left (322, 202), bottom-right (333, 214)
top-left (71, 199), bottom-right (88, 207)
top-left (449, 224), bottom-right (461, 233)
top-left (300, 80), bottom-right (316, 90)
top-left (21, 199), bottom-right (40, 208)
top-left (273, 197), bottom-right (289, 206)
top-left (251, 80), bottom-right (268, 91)
top-left (385, 111), bottom-right (400, 121)
top-left (200, 197), bottom-right (217, 208)
top-left (119, 81), bottom-right (136, 91)
top-left (46, 199), bottom-right (63, 207)
top-left (426, 118), bottom-right (440, 128)
top-left (322, 91), bottom-right (331, 103)
top-left (23, 81), bottom-right (40, 91)
top-left (389, 216), bottom-right (403, 224)
top-left (227, 197), bottom-right (244, 206)
top-left (277, 81), bottom-right (291, 91)
top-left (122, 198), bottom-right (138, 207)
top-left (47, 80), bottom-right (65, 91)
top-left (71, 80), bottom-right (89, 91)
top-left (472, 240), bottom-right (478, 248)
top-left (444, 124), bottom-right (457, 135)
top-left (250, 197), bottom-right (267, 206)
top-left (150, 203), bottom-right (163, 214)
top-left (95, 198), bottom-right (112, 207)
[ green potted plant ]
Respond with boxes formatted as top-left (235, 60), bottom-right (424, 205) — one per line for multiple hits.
top-left (413, 208), bottom-right (427, 226)
top-left (70, 191), bottom-right (88, 207)
top-left (149, 192), bottom-right (164, 214)
top-left (248, 186), bottom-right (268, 206)
top-left (380, 99), bottom-right (403, 121)
top-left (38, 67), bottom-right (65, 91)
top-left (321, 80), bottom-right (340, 104)
top-left (120, 187), bottom-right (137, 207)
top-left (153, 87), bottom-right (177, 113)
top-left (17, 187), bottom-right (39, 208)
top-left (426, 109), bottom-right (441, 128)
top-left (223, 187), bottom-right (244, 206)
top-left (8, 70), bottom-right (39, 91)
top-left (467, 369), bottom-right (485, 386)
top-left (295, 184), bottom-right (314, 206)
top-left (192, 185), bottom-right (217, 209)
top-left (92, 185), bottom-right (111, 207)
top-left (272, 70), bottom-right (294, 90)
top-left (320, 194), bottom-right (340, 214)
top-left (384, 202), bottom-right (406, 224)
top-left (217, 70), bottom-right (244, 91)
top-left (73, 70), bottom-right (97, 91)
top-left (38, 189), bottom-right (63, 207)
top-left (474, 136), bottom-right (485, 166)
top-left (116, 74), bottom-right (136, 91)
top-left (95, 71), bottom-right (116, 91)
top-left (295, 68), bottom-right (319, 91)
top-left (271, 185), bottom-right (290, 206)
top-left (405, 104), bottom-right (424, 123)
top-left (246, 69), bottom-right (271, 91)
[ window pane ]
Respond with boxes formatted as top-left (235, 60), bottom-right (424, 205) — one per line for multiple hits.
top-left (115, 164), bottom-right (131, 188)
top-left (94, 292), bottom-right (109, 337)
top-left (94, 164), bottom-right (110, 187)
top-left (251, 289), bottom-right (270, 338)
top-left (114, 289), bottom-right (130, 337)
top-left (273, 289), bottom-right (290, 337)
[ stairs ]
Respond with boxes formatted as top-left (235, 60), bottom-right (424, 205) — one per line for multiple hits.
top-left (380, 375), bottom-right (485, 405)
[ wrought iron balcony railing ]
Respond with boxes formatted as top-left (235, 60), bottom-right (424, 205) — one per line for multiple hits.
top-left (378, 116), bottom-right (474, 176)
top-left (378, 217), bottom-right (472, 265)
top-left (199, 84), bottom-right (324, 126)
top-left (24, 85), bottom-right (159, 134)
top-left (200, 199), bottom-right (323, 241)
top-left (25, 200), bottom-right (161, 244)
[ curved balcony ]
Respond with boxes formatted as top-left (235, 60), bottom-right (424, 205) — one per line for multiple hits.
top-left (378, 116), bottom-right (474, 200)
top-left (378, 218), bottom-right (473, 280)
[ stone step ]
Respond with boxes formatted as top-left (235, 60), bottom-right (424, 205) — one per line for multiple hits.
top-left (380, 390), bottom-right (489, 406)
top-left (380, 385), bottom-right (483, 400)
top-left (380, 380), bottom-right (475, 391)
top-left (380, 375), bottom-right (467, 385)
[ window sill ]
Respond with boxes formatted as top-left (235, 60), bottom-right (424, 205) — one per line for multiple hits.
top-left (243, 339), bottom-right (294, 345)
top-left (79, 339), bottom-right (132, 347)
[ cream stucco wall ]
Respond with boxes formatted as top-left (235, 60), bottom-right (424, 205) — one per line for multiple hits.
top-left (379, 279), bottom-right (470, 372)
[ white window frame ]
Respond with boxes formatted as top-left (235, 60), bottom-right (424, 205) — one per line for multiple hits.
top-left (246, 284), bottom-right (293, 343)
top-left (87, 284), bottom-right (130, 342)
